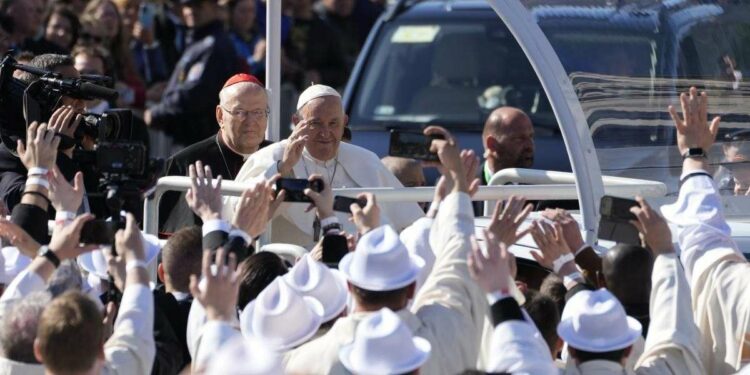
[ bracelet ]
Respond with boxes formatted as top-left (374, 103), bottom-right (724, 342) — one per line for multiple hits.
top-left (26, 176), bottom-right (49, 189)
top-left (126, 259), bottom-right (148, 271)
top-left (552, 253), bottom-right (575, 274)
top-left (27, 167), bottom-right (48, 176)
top-left (563, 271), bottom-right (584, 287)
top-left (55, 211), bottom-right (76, 221)
top-left (22, 190), bottom-right (51, 205)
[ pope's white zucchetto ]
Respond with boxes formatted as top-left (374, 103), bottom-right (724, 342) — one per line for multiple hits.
top-left (296, 84), bottom-right (341, 110)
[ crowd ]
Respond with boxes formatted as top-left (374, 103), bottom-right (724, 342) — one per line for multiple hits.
top-left (0, 0), bottom-right (748, 375)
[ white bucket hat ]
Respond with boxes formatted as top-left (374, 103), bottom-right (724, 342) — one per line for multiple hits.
top-left (339, 308), bottom-right (431, 375)
top-left (283, 254), bottom-right (348, 323)
top-left (296, 84), bottom-right (341, 110)
top-left (2, 246), bottom-right (31, 283)
top-left (205, 335), bottom-right (283, 375)
top-left (239, 276), bottom-right (324, 351)
top-left (78, 233), bottom-right (161, 279)
top-left (259, 243), bottom-right (307, 266)
top-left (339, 225), bottom-right (424, 291)
top-left (557, 289), bottom-right (642, 352)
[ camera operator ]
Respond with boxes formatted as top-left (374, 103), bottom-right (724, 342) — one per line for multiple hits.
top-left (0, 54), bottom-right (88, 212)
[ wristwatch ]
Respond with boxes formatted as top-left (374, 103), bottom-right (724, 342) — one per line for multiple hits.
top-left (37, 245), bottom-right (60, 268)
top-left (682, 147), bottom-right (707, 159)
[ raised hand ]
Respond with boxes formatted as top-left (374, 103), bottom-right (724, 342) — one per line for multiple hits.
top-left (460, 149), bottom-right (481, 197)
top-left (304, 174), bottom-right (334, 219)
top-left (350, 193), bottom-right (379, 235)
top-left (529, 220), bottom-right (573, 273)
top-left (279, 120), bottom-right (310, 176)
top-left (629, 196), bottom-right (674, 255)
top-left (232, 176), bottom-right (277, 238)
top-left (189, 247), bottom-right (241, 322)
top-left (47, 105), bottom-right (82, 146)
top-left (114, 213), bottom-right (146, 262)
top-left (468, 230), bottom-right (513, 294)
top-left (488, 196), bottom-right (533, 246)
top-left (49, 213), bottom-right (97, 260)
top-left (185, 161), bottom-right (223, 222)
top-left (668, 86), bottom-right (720, 156)
top-left (424, 126), bottom-right (466, 193)
top-left (17, 122), bottom-right (60, 170)
top-left (48, 167), bottom-right (84, 213)
top-left (541, 208), bottom-right (584, 252)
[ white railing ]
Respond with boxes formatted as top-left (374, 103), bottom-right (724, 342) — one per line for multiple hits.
top-left (142, 172), bottom-right (667, 240)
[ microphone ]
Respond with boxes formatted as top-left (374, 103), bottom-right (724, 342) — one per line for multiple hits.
top-left (38, 76), bottom-right (119, 101)
top-left (78, 81), bottom-right (119, 101)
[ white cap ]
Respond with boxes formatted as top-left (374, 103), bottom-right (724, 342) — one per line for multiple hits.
top-left (339, 308), bottom-right (430, 375)
top-left (2, 246), bottom-right (31, 283)
top-left (339, 225), bottom-right (424, 291)
top-left (557, 289), bottom-right (642, 352)
top-left (296, 84), bottom-right (341, 110)
top-left (259, 243), bottom-right (307, 266)
top-left (239, 276), bottom-right (324, 351)
top-left (205, 335), bottom-right (283, 375)
top-left (78, 248), bottom-right (109, 279)
top-left (283, 254), bottom-right (348, 323)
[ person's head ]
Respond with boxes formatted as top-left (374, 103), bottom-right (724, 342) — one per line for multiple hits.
top-left (600, 244), bottom-right (653, 307)
top-left (158, 226), bottom-right (203, 294)
top-left (217, 75), bottom-right (269, 154)
top-left (0, 292), bottom-right (51, 364)
top-left (111, 0), bottom-right (141, 34)
top-left (0, 14), bottom-right (13, 53)
top-left (558, 289), bottom-right (641, 367)
top-left (181, 0), bottom-right (221, 29)
top-left (523, 290), bottom-right (562, 358)
top-left (82, 0), bottom-right (122, 41)
top-left (238, 252), bottom-right (289, 309)
top-left (47, 260), bottom-right (85, 298)
top-left (293, 85), bottom-right (348, 161)
top-left (322, 0), bottom-right (354, 17)
top-left (34, 291), bottom-right (105, 374)
top-left (0, 0), bottom-right (45, 42)
top-left (540, 273), bottom-right (566, 317)
top-left (722, 130), bottom-right (750, 188)
top-left (482, 106), bottom-right (535, 172)
top-left (18, 54), bottom-right (86, 112)
top-left (44, 5), bottom-right (81, 51)
top-left (381, 157), bottom-right (426, 188)
top-left (348, 283), bottom-right (415, 312)
top-left (72, 44), bottom-right (111, 76)
top-left (227, 0), bottom-right (256, 34)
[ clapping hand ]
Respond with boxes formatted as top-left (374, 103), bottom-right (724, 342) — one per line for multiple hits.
top-left (185, 161), bottom-right (223, 222)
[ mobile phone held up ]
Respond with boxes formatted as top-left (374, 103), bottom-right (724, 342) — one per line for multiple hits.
top-left (80, 220), bottom-right (124, 245)
top-left (388, 130), bottom-right (444, 162)
top-left (333, 196), bottom-right (367, 213)
top-left (275, 178), bottom-right (324, 203)
top-left (597, 195), bottom-right (640, 245)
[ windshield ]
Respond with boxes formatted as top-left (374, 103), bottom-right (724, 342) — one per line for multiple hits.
top-left (524, 0), bottom-right (750, 195)
top-left (349, 16), bottom-right (557, 130)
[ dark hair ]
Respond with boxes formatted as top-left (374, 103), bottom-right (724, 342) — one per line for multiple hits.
top-left (523, 290), bottom-right (560, 355)
top-left (350, 283), bottom-right (413, 311)
top-left (17, 53), bottom-right (74, 85)
top-left (44, 5), bottom-right (81, 50)
top-left (602, 244), bottom-right (653, 306)
top-left (238, 252), bottom-right (288, 309)
top-left (572, 347), bottom-right (628, 363)
top-left (161, 226), bottom-right (203, 293)
top-left (540, 273), bottom-right (566, 317)
top-left (0, 14), bottom-right (13, 34)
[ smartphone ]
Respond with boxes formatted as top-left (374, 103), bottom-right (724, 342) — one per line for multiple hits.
top-left (322, 235), bottom-right (348, 267)
top-left (388, 130), bottom-right (444, 162)
top-left (276, 178), bottom-right (323, 202)
top-left (598, 195), bottom-right (640, 245)
top-left (333, 196), bottom-right (366, 213)
top-left (599, 195), bottom-right (638, 222)
top-left (80, 220), bottom-right (123, 245)
top-left (138, 3), bottom-right (156, 29)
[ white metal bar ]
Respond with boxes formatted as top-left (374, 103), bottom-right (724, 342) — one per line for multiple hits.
top-left (265, 0), bottom-right (281, 142)
top-left (484, 0), bottom-right (606, 244)
top-left (142, 176), bottom-right (666, 237)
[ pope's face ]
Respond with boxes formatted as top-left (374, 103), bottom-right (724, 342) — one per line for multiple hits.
top-left (217, 83), bottom-right (268, 154)
top-left (296, 96), bottom-right (348, 161)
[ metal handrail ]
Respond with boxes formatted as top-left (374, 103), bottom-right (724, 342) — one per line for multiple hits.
top-left (142, 174), bottom-right (667, 237)
top-left (483, 168), bottom-right (668, 213)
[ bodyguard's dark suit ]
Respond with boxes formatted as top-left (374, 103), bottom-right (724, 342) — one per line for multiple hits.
top-left (159, 134), bottom-right (272, 234)
top-left (148, 20), bottom-right (243, 146)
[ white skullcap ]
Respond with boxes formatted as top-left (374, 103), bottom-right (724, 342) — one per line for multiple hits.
top-left (296, 84), bottom-right (341, 110)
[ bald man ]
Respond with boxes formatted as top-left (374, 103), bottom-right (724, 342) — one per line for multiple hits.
top-left (381, 157), bottom-right (426, 188)
top-left (481, 106), bottom-right (535, 184)
top-left (159, 74), bottom-right (273, 233)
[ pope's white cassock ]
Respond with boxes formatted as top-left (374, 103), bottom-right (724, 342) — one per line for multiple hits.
top-left (230, 86), bottom-right (423, 247)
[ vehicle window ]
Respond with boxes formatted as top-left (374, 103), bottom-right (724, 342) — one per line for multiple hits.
top-left (527, 1), bottom-right (750, 195)
top-left (350, 18), bottom-right (557, 132)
